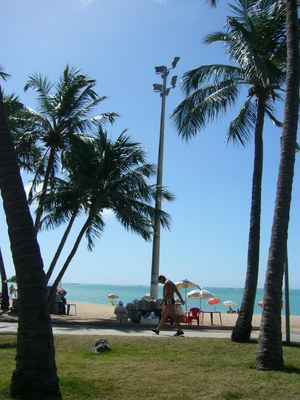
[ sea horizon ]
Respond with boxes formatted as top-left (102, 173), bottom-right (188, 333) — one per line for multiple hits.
top-left (58, 282), bottom-right (300, 316)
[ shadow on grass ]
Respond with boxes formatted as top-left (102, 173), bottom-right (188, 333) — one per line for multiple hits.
top-left (0, 341), bottom-right (17, 349)
top-left (284, 366), bottom-right (300, 375)
top-left (60, 377), bottom-right (117, 400)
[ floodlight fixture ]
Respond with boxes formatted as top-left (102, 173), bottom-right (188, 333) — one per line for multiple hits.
top-left (170, 75), bottom-right (177, 88)
top-left (153, 83), bottom-right (163, 92)
top-left (155, 65), bottom-right (167, 74)
top-left (171, 56), bottom-right (180, 69)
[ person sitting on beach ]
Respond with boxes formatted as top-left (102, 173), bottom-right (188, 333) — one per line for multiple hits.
top-left (227, 306), bottom-right (235, 314)
top-left (114, 301), bottom-right (128, 323)
top-left (151, 275), bottom-right (185, 336)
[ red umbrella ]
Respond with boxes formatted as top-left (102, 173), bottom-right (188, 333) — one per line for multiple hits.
top-left (258, 300), bottom-right (264, 307)
top-left (207, 297), bottom-right (221, 310)
top-left (208, 297), bottom-right (221, 305)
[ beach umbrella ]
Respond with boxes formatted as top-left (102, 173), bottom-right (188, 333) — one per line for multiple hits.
top-left (175, 280), bottom-right (201, 311)
top-left (223, 300), bottom-right (237, 313)
top-left (107, 293), bottom-right (118, 306)
top-left (57, 286), bottom-right (67, 296)
top-left (187, 288), bottom-right (215, 308)
top-left (223, 300), bottom-right (237, 308)
top-left (107, 294), bottom-right (119, 299)
top-left (207, 297), bottom-right (221, 310)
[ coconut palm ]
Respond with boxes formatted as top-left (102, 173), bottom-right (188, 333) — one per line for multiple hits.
top-left (45, 127), bottom-right (174, 295)
top-left (23, 64), bottom-right (118, 232)
top-left (0, 248), bottom-right (9, 311)
top-left (0, 87), bottom-right (61, 398)
top-left (40, 135), bottom-right (95, 283)
top-left (3, 92), bottom-right (42, 172)
top-left (172, 0), bottom-right (286, 343)
top-left (256, 0), bottom-right (299, 370)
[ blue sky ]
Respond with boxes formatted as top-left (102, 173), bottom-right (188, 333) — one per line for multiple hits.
top-left (1, 0), bottom-right (299, 289)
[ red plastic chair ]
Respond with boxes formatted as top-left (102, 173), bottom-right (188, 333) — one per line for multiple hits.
top-left (187, 307), bottom-right (201, 325)
top-left (180, 314), bottom-right (192, 324)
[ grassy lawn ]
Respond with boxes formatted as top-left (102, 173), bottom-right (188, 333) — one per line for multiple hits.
top-left (1, 334), bottom-right (300, 399)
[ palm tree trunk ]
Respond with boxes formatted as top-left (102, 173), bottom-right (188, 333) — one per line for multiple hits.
top-left (0, 247), bottom-right (10, 311)
top-left (46, 209), bottom-right (78, 284)
top-left (0, 88), bottom-right (61, 399)
top-left (49, 215), bottom-right (93, 300)
top-left (34, 146), bottom-right (56, 233)
top-left (256, 0), bottom-right (299, 370)
top-left (232, 93), bottom-right (266, 343)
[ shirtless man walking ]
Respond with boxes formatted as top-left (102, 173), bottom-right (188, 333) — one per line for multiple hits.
top-left (152, 275), bottom-right (185, 336)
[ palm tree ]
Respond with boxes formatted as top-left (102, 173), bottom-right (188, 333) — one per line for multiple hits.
top-left (0, 248), bottom-right (9, 311)
top-left (256, 0), bottom-right (299, 370)
top-left (23, 64), bottom-right (118, 232)
top-left (0, 86), bottom-right (61, 397)
top-left (0, 67), bottom-right (12, 312)
top-left (3, 92), bottom-right (42, 172)
top-left (171, 0), bottom-right (286, 342)
top-left (48, 128), bottom-right (173, 296)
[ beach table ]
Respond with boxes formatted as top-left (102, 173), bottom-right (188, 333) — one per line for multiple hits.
top-left (66, 303), bottom-right (77, 316)
top-left (200, 311), bottom-right (222, 326)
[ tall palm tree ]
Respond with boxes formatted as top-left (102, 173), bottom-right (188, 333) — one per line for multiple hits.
top-left (0, 86), bottom-right (61, 398)
top-left (0, 248), bottom-right (9, 311)
top-left (23, 64), bottom-right (118, 232)
top-left (48, 128), bottom-right (174, 296)
top-left (0, 67), bottom-right (12, 312)
top-left (3, 92), bottom-right (41, 173)
top-left (171, 0), bottom-right (286, 342)
top-left (256, 0), bottom-right (299, 370)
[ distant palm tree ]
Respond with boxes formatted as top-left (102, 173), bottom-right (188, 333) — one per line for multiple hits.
top-left (23, 64), bottom-right (118, 232)
top-left (47, 128), bottom-right (174, 295)
top-left (0, 87), bottom-right (61, 398)
top-left (256, 0), bottom-right (299, 370)
top-left (172, 0), bottom-right (286, 342)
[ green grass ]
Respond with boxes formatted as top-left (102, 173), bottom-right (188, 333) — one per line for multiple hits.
top-left (1, 334), bottom-right (300, 399)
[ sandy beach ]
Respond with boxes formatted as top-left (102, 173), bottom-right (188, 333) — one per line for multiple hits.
top-left (64, 301), bottom-right (300, 332)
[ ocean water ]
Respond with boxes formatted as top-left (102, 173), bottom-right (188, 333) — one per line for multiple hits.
top-left (61, 283), bottom-right (300, 316)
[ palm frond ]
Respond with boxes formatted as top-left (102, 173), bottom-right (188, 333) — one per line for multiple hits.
top-left (264, 100), bottom-right (283, 127)
top-left (0, 65), bottom-right (10, 81)
top-left (172, 80), bottom-right (241, 140)
top-left (227, 98), bottom-right (256, 146)
top-left (181, 65), bottom-right (244, 95)
top-left (85, 214), bottom-right (105, 251)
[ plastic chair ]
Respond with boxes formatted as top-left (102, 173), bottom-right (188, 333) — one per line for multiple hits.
top-left (180, 314), bottom-right (192, 324)
top-left (187, 307), bottom-right (201, 325)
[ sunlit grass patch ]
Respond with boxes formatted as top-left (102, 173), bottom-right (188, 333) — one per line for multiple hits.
top-left (1, 334), bottom-right (300, 399)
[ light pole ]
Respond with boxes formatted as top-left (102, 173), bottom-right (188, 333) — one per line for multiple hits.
top-left (150, 57), bottom-right (180, 299)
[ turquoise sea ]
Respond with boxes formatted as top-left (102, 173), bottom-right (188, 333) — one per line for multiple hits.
top-left (61, 283), bottom-right (300, 316)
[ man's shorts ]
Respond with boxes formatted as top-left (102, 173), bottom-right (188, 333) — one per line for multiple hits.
top-left (164, 299), bottom-right (175, 305)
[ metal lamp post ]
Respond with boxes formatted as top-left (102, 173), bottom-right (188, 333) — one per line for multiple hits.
top-left (150, 57), bottom-right (180, 299)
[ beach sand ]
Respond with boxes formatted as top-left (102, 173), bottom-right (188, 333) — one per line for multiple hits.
top-left (65, 301), bottom-right (300, 332)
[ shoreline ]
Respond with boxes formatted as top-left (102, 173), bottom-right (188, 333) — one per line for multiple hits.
top-left (2, 301), bottom-right (300, 332)
top-left (59, 301), bottom-right (300, 331)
